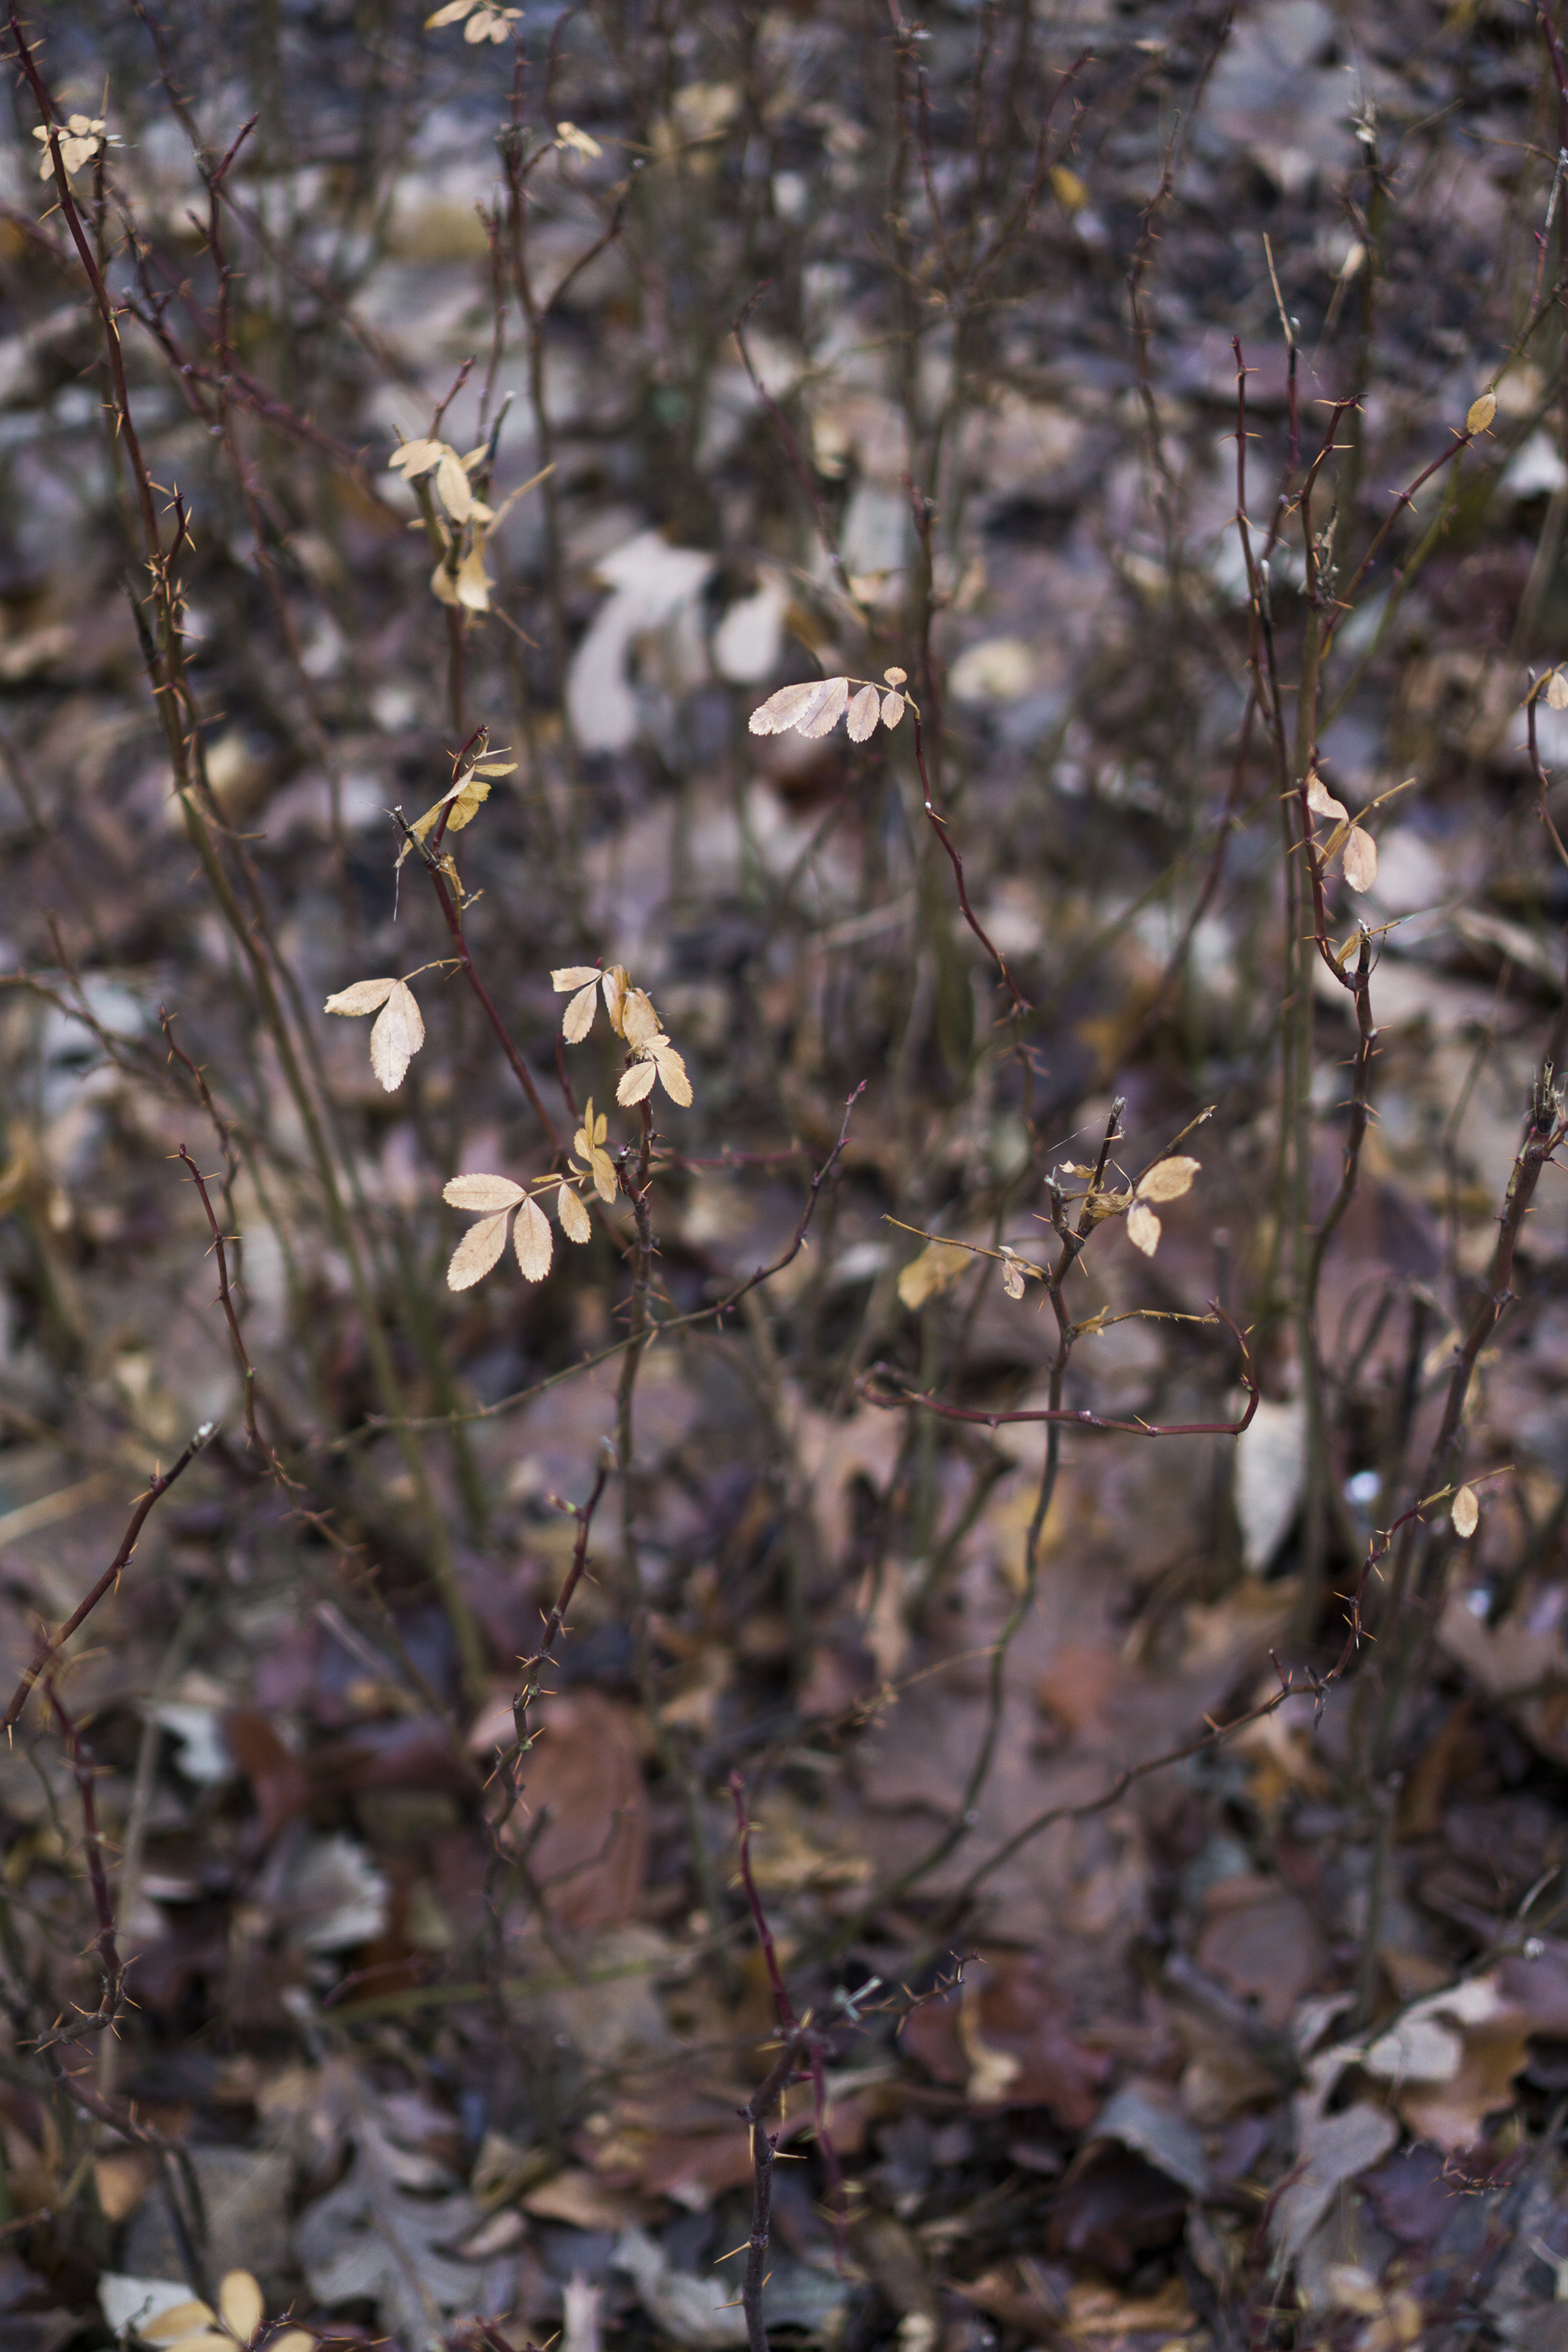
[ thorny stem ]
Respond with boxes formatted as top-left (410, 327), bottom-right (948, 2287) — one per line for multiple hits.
top-left (177, 1146), bottom-right (275, 1473)
top-left (909, 712), bottom-right (1028, 1016)
top-left (401, 804), bottom-right (568, 1153)
top-left (8, 12), bottom-right (481, 1700)
top-left (346, 1087), bottom-right (866, 1443)
top-left (38, 1682), bottom-right (122, 2045)
top-left (3, 1425), bottom-right (214, 1735)
top-left (828, 1105), bottom-right (1247, 1949)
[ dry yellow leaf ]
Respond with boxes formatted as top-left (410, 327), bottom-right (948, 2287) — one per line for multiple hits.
top-left (368, 979), bottom-right (425, 1091)
top-left (444, 1174), bottom-right (525, 1212)
top-left (898, 1239), bottom-right (970, 1310)
top-left (1548, 671), bottom-right (1568, 712)
top-left (514, 1193), bottom-right (554, 1282)
top-left (1342, 824), bottom-right (1378, 893)
top-left (557, 1182), bottom-right (592, 1243)
top-left (219, 2272), bottom-right (263, 2346)
top-left (1452, 1484), bottom-right (1479, 1538)
top-left (1136, 1155), bottom-right (1200, 1203)
top-left (448, 1210), bottom-right (511, 1290)
top-left (1126, 1200), bottom-right (1161, 1256)
top-left (1466, 390), bottom-right (1497, 434)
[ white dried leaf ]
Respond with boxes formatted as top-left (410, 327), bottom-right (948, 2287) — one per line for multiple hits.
top-left (456, 539), bottom-right (492, 613)
top-left (430, 559), bottom-right (459, 606)
top-left (847, 682), bottom-right (880, 742)
top-left (143, 2303), bottom-right (216, 2344)
top-left (1466, 390), bottom-right (1497, 435)
top-left (617, 1059), bottom-right (658, 1105)
top-left (514, 1193), bottom-right (553, 1281)
top-left (444, 1174), bottom-right (526, 1212)
top-left (652, 1040), bottom-right (692, 1105)
top-left (553, 966), bottom-right (601, 990)
top-left (749, 680), bottom-right (826, 736)
top-left (219, 2273), bottom-right (264, 2347)
top-left (1000, 1252), bottom-right (1025, 1300)
top-left (448, 1211), bottom-right (510, 1290)
top-left (436, 448), bottom-right (473, 521)
top-left (425, 2), bottom-right (472, 24)
top-left (369, 980), bottom-right (425, 1091)
top-left (884, 665), bottom-right (908, 686)
top-left (562, 982), bottom-right (598, 1043)
top-left (1452, 1484), bottom-right (1479, 1539)
top-left (1342, 825), bottom-right (1378, 893)
top-left (557, 1182), bottom-right (592, 1243)
top-left (797, 676), bottom-right (850, 739)
top-left (1548, 672), bottom-right (1568, 713)
top-left (622, 989), bottom-right (661, 1050)
top-left (881, 690), bottom-right (906, 728)
top-left (1126, 1200), bottom-right (1161, 1256)
top-left (1306, 773), bottom-right (1347, 822)
top-left (388, 437), bottom-right (444, 478)
top-left (325, 977), bottom-right (398, 1017)
top-left (1137, 1155), bottom-right (1200, 1203)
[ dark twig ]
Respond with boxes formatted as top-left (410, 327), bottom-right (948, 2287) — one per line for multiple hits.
top-left (3, 1425), bottom-right (215, 1734)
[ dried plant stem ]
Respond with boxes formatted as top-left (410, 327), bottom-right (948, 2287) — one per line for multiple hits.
top-left (2, 1424), bottom-right (213, 1735)
top-left (9, 13), bottom-right (481, 1699)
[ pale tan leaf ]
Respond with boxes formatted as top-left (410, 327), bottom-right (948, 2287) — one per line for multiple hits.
top-left (748, 680), bottom-right (827, 736)
top-left (1000, 1254), bottom-right (1026, 1300)
top-left (324, 977), bottom-right (397, 1017)
top-left (589, 1149), bottom-right (618, 1204)
top-left (369, 979), bottom-right (425, 1091)
top-left (514, 1193), bottom-right (554, 1281)
top-left (1466, 390), bottom-right (1497, 434)
top-left (884, 665), bottom-right (908, 685)
top-left (1305, 772), bottom-right (1347, 822)
top-left (881, 690), bottom-right (906, 728)
top-left (617, 1058), bottom-right (658, 1105)
top-left (389, 436), bottom-right (445, 476)
top-left (445, 772), bottom-right (492, 829)
top-left (898, 1240), bottom-right (969, 1311)
top-left (455, 539), bottom-right (492, 612)
top-left (430, 559), bottom-right (459, 606)
top-left (796, 676), bottom-right (850, 739)
top-left (1452, 1484), bottom-right (1479, 1539)
top-left (1136, 1155), bottom-right (1200, 1203)
top-left (563, 982), bottom-right (598, 1043)
top-left (219, 2273), bottom-right (263, 2346)
top-left (143, 2306), bottom-right (216, 2345)
top-left (1342, 825), bottom-right (1378, 892)
top-left (448, 1210), bottom-right (511, 1290)
top-left (557, 1182), bottom-right (592, 1243)
top-left (1548, 672), bottom-right (1568, 713)
top-left (621, 989), bottom-right (661, 1050)
top-left (652, 1041), bottom-right (692, 1105)
top-left (553, 966), bottom-right (601, 990)
top-left (846, 682), bottom-right (880, 742)
top-left (474, 760), bottom-right (518, 777)
top-left (161, 2335), bottom-right (235, 2352)
top-left (270, 2335), bottom-right (316, 2352)
top-left (426, 1), bottom-right (474, 24)
top-left (1126, 1200), bottom-right (1162, 1256)
top-left (436, 448), bottom-right (474, 521)
top-left (443, 1174), bottom-right (525, 1211)
top-left (602, 966), bottom-right (629, 1035)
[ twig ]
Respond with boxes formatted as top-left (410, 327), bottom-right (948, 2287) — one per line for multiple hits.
top-left (2, 1424), bottom-right (215, 1734)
